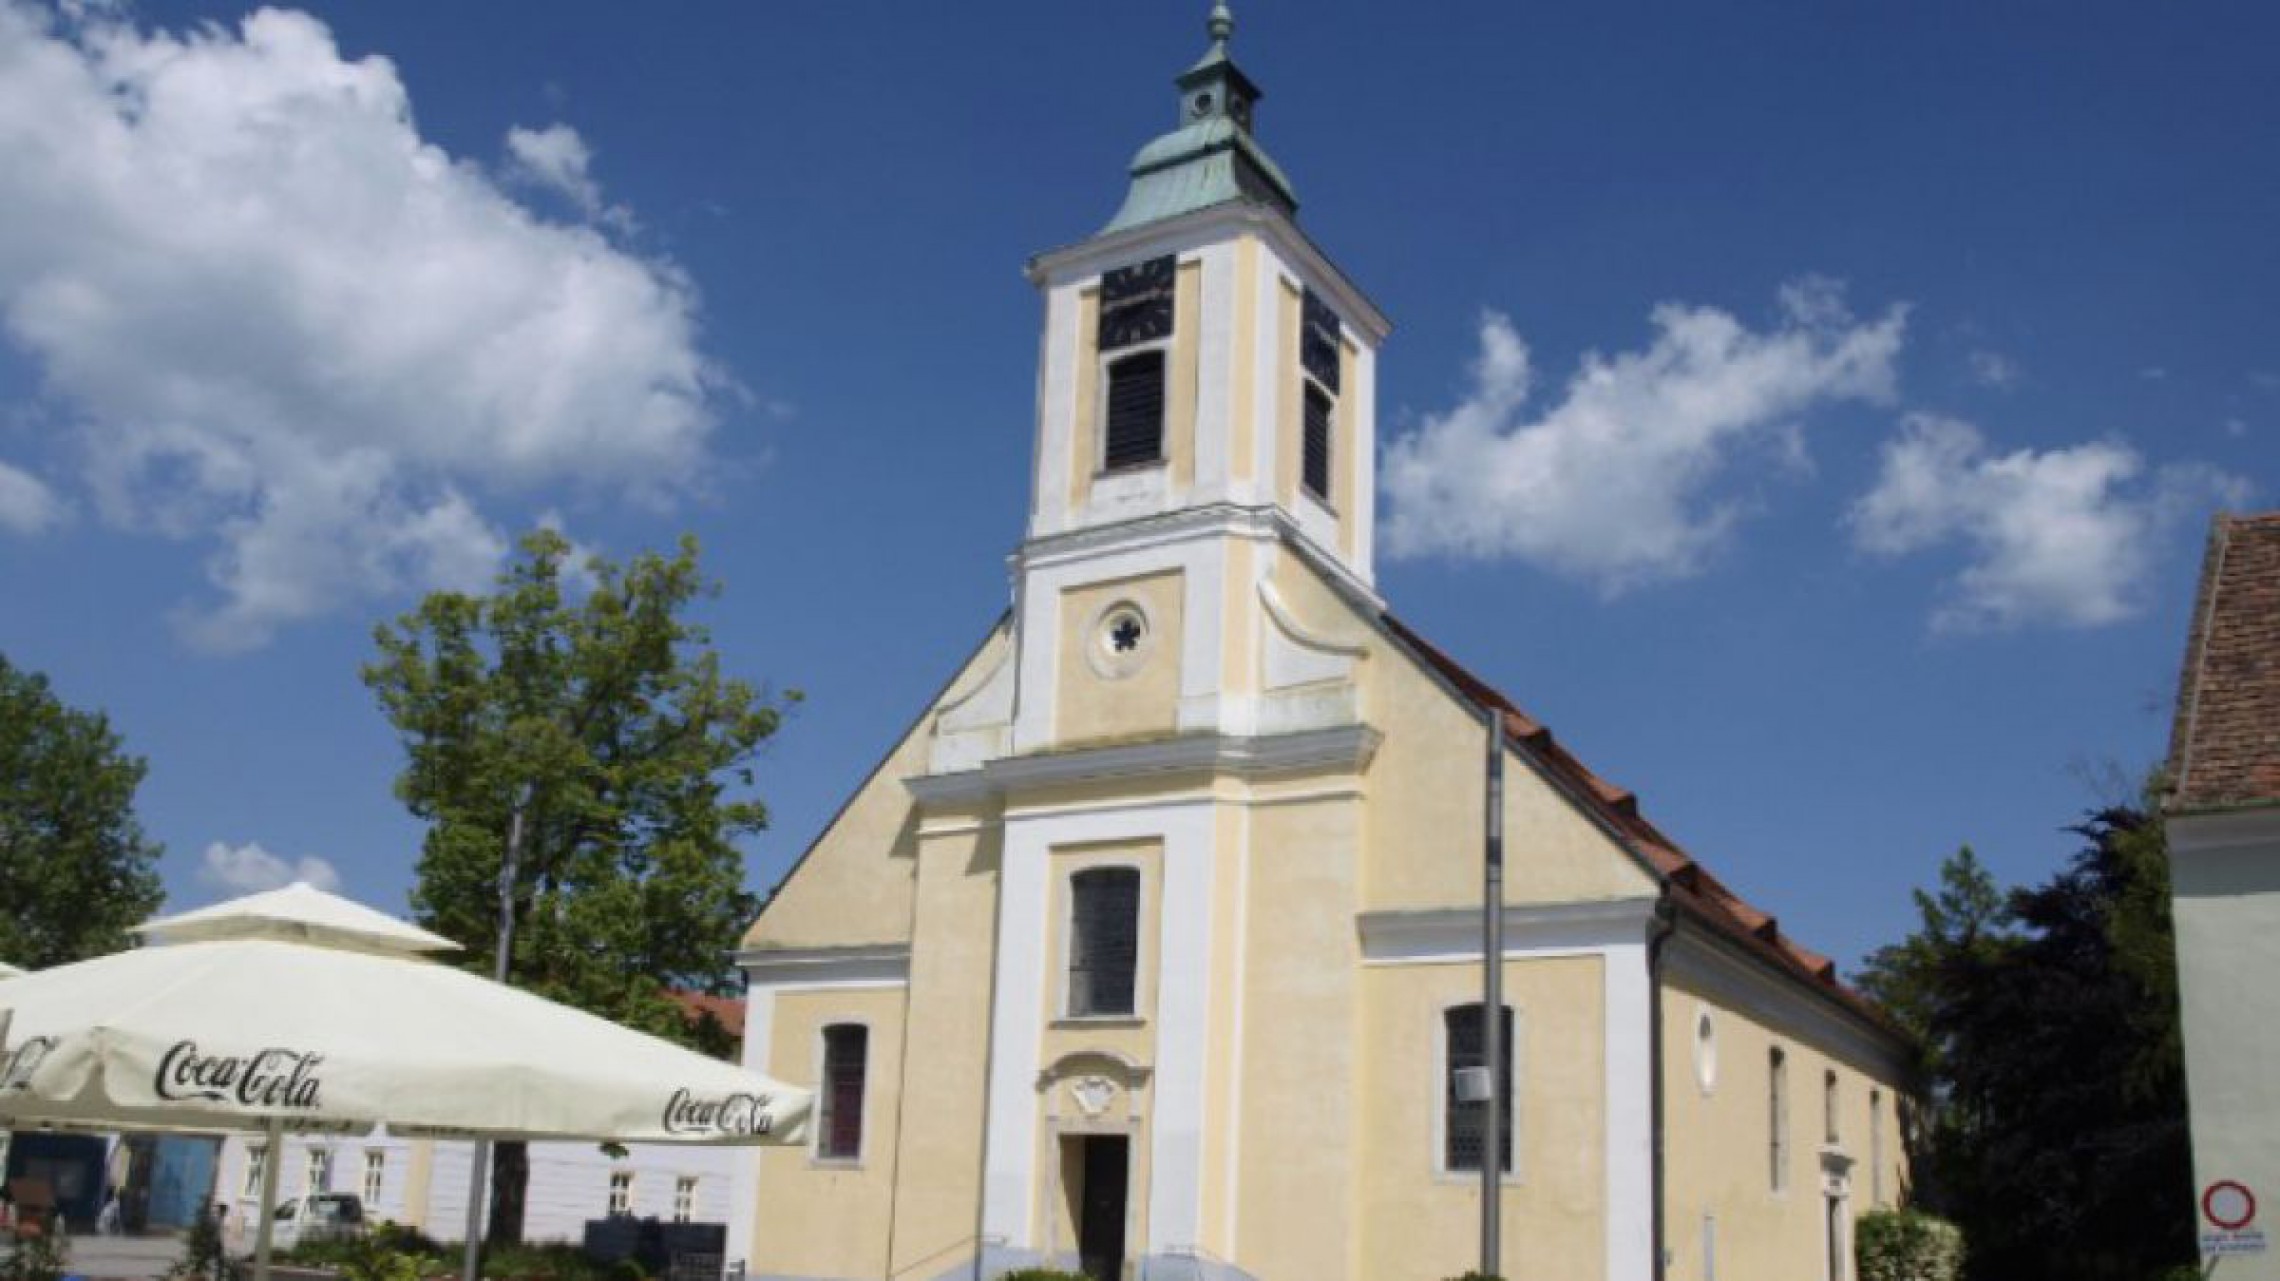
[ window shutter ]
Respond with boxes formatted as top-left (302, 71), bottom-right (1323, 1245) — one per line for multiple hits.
top-left (1104, 351), bottom-right (1165, 470)
top-left (1070, 867), bottom-right (1141, 1016)
top-left (1302, 384), bottom-right (1333, 499)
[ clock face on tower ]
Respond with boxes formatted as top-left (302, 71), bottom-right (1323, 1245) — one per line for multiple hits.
top-left (1099, 255), bottom-right (1176, 350)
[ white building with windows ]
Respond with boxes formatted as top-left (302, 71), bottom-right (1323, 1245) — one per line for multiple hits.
top-left (731, 8), bottom-right (1910, 1281)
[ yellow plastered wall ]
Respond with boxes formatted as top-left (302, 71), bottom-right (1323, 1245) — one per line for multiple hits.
top-left (1067, 287), bottom-right (1100, 514)
top-left (1054, 570), bottom-right (1185, 748)
top-left (1254, 550), bottom-right (1654, 911)
top-left (744, 627), bottom-right (1012, 950)
top-left (1198, 803), bottom-right (1246, 1254)
top-left (1357, 956), bottom-right (1608, 1281)
top-left (1658, 971), bottom-right (1911, 1281)
top-left (748, 987), bottom-right (907, 1281)
top-left (883, 820), bottom-right (1002, 1278)
top-left (1169, 258), bottom-right (1202, 491)
top-left (1234, 792), bottom-right (1363, 1280)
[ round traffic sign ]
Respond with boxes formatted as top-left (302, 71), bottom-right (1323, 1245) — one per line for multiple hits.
top-left (2205, 1180), bottom-right (2258, 1232)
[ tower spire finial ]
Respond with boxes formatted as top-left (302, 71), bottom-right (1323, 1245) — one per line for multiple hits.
top-left (1207, 2), bottom-right (1234, 52)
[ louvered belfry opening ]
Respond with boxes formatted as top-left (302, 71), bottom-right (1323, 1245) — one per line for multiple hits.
top-left (1302, 383), bottom-right (1333, 498)
top-left (1444, 1003), bottom-right (1514, 1173)
top-left (1104, 350), bottom-right (1166, 470)
top-left (1069, 866), bottom-right (1141, 1016)
top-left (819, 1023), bottom-right (868, 1159)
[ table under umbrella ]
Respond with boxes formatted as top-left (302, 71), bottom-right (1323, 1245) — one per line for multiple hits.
top-left (0, 883), bottom-right (810, 1281)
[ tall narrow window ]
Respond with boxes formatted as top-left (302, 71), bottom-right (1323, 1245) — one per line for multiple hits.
top-left (672, 1176), bottom-right (697, 1224)
top-left (607, 1170), bottom-right (633, 1216)
top-left (1104, 351), bottom-right (1166, 470)
top-left (1443, 1003), bottom-right (1515, 1174)
top-left (243, 1145), bottom-right (268, 1199)
top-left (1770, 1047), bottom-right (1790, 1192)
top-left (818, 1023), bottom-right (869, 1160)
top-left (361, 1151), bottom-right (384, 1207)
top-left (1068, 867), bottom-right (1141, 1017)
top-left (1824, 1069), bottom-right (1840, 1145)
top-left (1302, 384), bottom-right (1333, 499)
top-left (1299, 288), bottom-right (1341, 502)
top-left (1870, 1089), bottom-right (1885, 1205)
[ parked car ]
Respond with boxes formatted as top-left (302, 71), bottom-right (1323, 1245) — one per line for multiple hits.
top-left (268, 1193), bottom-right (364, 1250)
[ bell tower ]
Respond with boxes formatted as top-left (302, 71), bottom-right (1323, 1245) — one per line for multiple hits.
top-left (1007, 3), bottom-right (1388, 757)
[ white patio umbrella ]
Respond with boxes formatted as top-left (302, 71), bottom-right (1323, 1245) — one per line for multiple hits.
top-left (0, 962), bottom-right (22, 979)
top-left (0, 883), bottom-right (809, 1281)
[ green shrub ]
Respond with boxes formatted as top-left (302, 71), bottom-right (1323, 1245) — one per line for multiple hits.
top-left (1856, 1208), bottom-right (1965, 1281)
top-left (0, 1229), bottom-right (68, 1281)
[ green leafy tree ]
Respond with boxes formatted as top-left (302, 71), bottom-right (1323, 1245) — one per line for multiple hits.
top-left (0, 653), bottom-right (164, 968)
top-left (1860, 798), bottom-right (2192, 1281)
top-left (363, 530), bottom-right (793, 1243)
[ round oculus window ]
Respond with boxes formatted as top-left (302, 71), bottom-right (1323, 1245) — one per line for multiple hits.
top-left (1087, 602), bottom-right (1152, 679)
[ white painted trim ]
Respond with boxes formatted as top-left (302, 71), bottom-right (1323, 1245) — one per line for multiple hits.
top-left (1356, 898), bottom-right (1658, 965)
top-left (1604, 937), bottom-right (1654, 1281)
top-left (1219, 804), bottom-right (1251, 1257)
top-left (1192, 240), bottom-right (1236, 504)
top-left (736, 944), bottom-right (910, 989)
top-left (1349, 341), bottom-right (1378, 584)
top-left (1661, 926), bottom-right (1909, 1082)
top-left (1026, 201), bottom-right (1392, 345)
top-left (978, 799), bottom-right (1218, 1255)
top-left (910, 725), bottom-right (1381, 806)
top-left (725, 982), bottom-right (776, 1270)
top-left (1030, 277), bottom-right (1081, 537)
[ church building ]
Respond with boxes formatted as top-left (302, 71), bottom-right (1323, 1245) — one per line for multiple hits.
top-left (730, 10), bottom-right (1910, 1280)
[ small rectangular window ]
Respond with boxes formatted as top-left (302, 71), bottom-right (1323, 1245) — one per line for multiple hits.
top-left (1444, 1003), bottom-right (1515, 1174)
top-left (243, 1145), bottom-right (268, 1199)
top-left (1824, 1069), bottom-right (1840, 1145)
top-left (361, 1151), bottom-right (384, 1208)
top-left (818, 1024), bottom-right (869, 1160)
top-left (1770, 1047), bottom-right (1789, 1193)
top-left (1104, 351), bottom-right (1166, 470)
top-left (1069, 867), bottom-right (1141, 1017)
top-left (672, 1176), bottom-right (696, 1224)
top-left (1302, 383), bottom-right (1333, 499)
top-left (306, 1147), bottom-right (331, 1196)
top-left (607, 1170), bottom-right (633, 1217)
top-left (1870, 1089), bottom-right (1885, 1205)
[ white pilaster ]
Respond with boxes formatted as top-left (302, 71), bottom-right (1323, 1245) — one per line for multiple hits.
top-left (1604, 939), bottom-right (1654, 1281)
top-left (725, 983), bottom-right (777, 1271)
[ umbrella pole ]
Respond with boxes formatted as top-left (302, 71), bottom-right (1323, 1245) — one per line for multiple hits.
top-left (253, 1116), bottom-right (284, 1281)
top-left (459, 1140), bottom-right (491, 1281)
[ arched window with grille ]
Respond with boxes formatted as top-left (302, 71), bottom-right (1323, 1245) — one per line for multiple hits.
top-left (1443, 1002), bottom-right (1515, 1174)
top-left (1068, 866), bottom-right (1142, 1017)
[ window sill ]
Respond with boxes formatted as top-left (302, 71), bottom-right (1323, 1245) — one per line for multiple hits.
top-left (1433, 1170), bottom-right (1523, 1187)
top-left (1301, 487), bottom-right (1337, 516)
top-left (1053, 1014), bottom-right (1146, 1029)
top-left (1094, 460), bottom-right (1166, 480)
top-left (807, 1157), bottom-right (864, 1172)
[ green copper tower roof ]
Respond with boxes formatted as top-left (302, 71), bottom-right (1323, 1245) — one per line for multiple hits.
top-left (1102, 4), bottom-right (1299, 235)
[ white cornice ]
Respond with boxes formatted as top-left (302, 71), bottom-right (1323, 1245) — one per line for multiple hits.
top-left (1358, 897), bottom-right (1659, 964)
top-left (905, 724), bottom-right (1382, 807)
top-left (1014, 501), bottom-right (1384, 612)
top-left (1025, 202), bottom-right (1392, 345)
top-left (736, 943), bottom-right (910, 990)
top-left (1661, 925), bottom-right (1909, 1082)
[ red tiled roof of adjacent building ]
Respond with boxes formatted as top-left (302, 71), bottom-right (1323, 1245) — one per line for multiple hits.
top-left (669, 989), bottom-right (746, 1041)
top-left (2168, 512), bottom-right (2280, 813)
top-left (1380, 611), bottom-right (1888, 1031)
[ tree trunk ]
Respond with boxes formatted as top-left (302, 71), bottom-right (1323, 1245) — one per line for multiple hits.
top-left (486, 1141), bottom-right (528, 1246)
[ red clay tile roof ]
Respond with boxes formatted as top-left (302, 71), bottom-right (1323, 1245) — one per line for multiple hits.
top-left (2168, 512), bottom-right (2280, 813)
top-left (669, 989), bottom-right (746, 1041)
top-left (1379, 612), bottom-right (1889, 1030)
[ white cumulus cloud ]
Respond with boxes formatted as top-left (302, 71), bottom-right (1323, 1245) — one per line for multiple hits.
top-left (1850, 415), bottom-right (2248, 631)
top-left (0, 458), bottom-right (62, 534)
top-left (1381, 280), bottom-right (1906, 592)
top-left (199, 840), bottom-right (342, 895)
top-left (0, 2), bottom-right (724, 650)
top-left (505, 122), bottom-right (605, 220)
top-left (1968, 349), bottom-right (2020, 389)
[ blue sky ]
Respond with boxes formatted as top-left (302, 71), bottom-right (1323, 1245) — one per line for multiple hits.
top-left (0, 0), bottom-right (2272, 973)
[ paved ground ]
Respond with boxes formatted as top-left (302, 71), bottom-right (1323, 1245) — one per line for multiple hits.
top-left (64, 1233), bottom-right (187, 1281)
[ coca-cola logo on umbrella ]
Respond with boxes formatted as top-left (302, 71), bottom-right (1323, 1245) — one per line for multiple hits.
top-left (0, 1036), bottom-right (56, 1091)
top-left (661, 1088), bottom-right (778, 1137)
top-left (154, 1040), bottom-right (326, 1110)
